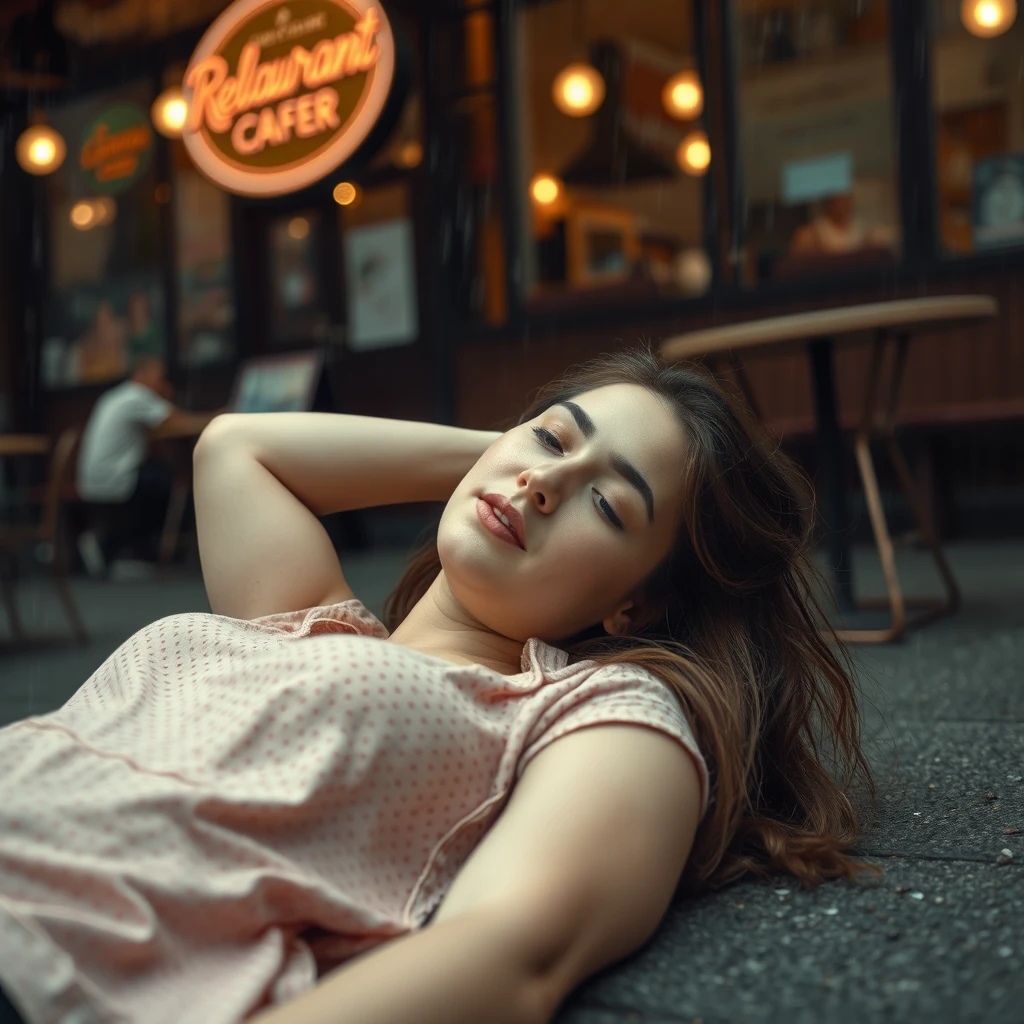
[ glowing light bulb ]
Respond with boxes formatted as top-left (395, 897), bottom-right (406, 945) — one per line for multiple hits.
top-left (16, 124), bottom-right (66, 175)
top-left (961, 0), bottom-right (1016, 36)
top-left (333, 182), bottom-right (358, 206)
top-left (552, 63), bottom-right (606, 117)
top-left (152, 87), bottom-right (189, 138)
top-left (31, 138), bottom-right (55, 164)
top-left (530, 174), bottom-right (561, 205)
top-left (70, 201), bottom-right (96, 230)
top-left (677, 130), bottom-right (711, 175)
top-left (288, 216), bottom-right (310, 240)
top-left (662, 70), bottom-right (704, 120)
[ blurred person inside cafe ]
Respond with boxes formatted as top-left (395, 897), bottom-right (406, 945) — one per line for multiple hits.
top-left (74, 352), bottom-right (215, 579)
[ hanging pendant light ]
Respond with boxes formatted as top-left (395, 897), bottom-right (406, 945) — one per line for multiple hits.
top-left (961, 0), bottom-right (1016, 36)
top-left (551, 0), bottom-right (604, 117)
top-left (152, 86), bottom-right (188, 138)
top-left (552, 62), bottom-right (606, 117)
top-left (16, 120), bottom-right (66, 175)
top-left (677, 130), bottom-right (711, 176)
top-left (530, 173), bottom-right (563, 205)
top-left (662, 69), bottom-right (704, 120)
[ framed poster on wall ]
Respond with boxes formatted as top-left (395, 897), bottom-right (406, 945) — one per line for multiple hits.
top-left (343, 217), bottom-right (418, 351)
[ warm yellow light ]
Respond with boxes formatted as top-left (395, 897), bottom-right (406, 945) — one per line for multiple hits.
top-left (662, 70), bottom-right (704, 120)
top-left (333, 182), bottom-right (358, 206)
top-left (678, 130), bottom-right (711, 175)
top-left (70, 201), bottom-right (96, 230)
top-left (288, 216), bottom-right (310, 239)
top-left (31, 138), bottom-right (56, 164)
top-left (552, 63), bottom-right (606, 117)
top-left (396, 140), bottom-right (423, 168)
top-left (530, 174), bottom-right (561, 205)
top-left (961, 0), bottom-right (1016, 35)
top-left (16, 123), bottom-right (66, 175)
top-left (93, 196), bottom-right (116, 225)
top-left (152, 87), bottom-right (188, 138)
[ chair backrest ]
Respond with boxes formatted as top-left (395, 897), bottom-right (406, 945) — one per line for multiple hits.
top-left (39, 427), bottom-right (81, 541)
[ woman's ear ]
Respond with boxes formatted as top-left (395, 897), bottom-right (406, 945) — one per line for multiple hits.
top-left (602, 602), bottom-right (634, 637)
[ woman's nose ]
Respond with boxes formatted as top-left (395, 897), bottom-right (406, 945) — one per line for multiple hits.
top-left (518, 461), bottom-right (575, 512)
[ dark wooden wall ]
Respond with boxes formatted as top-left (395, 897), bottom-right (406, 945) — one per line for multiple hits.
top-left (454, 270), bottom-right (1024, 436)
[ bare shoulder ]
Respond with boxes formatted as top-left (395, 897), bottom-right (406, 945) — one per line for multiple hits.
top-left (432, 724), bottom-right (703, 1015)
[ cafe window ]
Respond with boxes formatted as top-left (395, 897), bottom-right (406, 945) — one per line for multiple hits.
top-left (172, 142), bottom-right (235, 370)
top-left (268, 209), bottom-right (326, 349)
top-left (731, 0), bottom-right (901, 286)
top-left (930, 0), bottom-right (1024, 256)
top-left (432, 3), bottom-right (511, 327)
top-left (40, 80), bottom-right (166, 390)
top-left (516, 0), bottom-right (711, 305)
top-left (340, 182), bottom-right (420, 353)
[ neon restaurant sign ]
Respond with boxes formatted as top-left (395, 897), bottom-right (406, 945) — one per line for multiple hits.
top-left (182, 0), bottom-right (395, 196)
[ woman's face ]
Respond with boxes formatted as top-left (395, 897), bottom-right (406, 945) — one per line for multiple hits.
top-left (438, 383), bottom-right (687, 644)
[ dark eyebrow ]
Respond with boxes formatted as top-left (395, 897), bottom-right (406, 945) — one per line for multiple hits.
top-left (556, 401), bottom-right (655, 523)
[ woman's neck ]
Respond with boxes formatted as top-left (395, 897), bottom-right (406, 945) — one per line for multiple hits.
top-left (386, 573), bottom-right (525, 676)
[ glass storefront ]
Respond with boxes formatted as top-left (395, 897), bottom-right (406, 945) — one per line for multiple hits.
top-left (516, 0), bottom-right (710, 303)
top-left (930, 0), bottom-right (1024, 255)
top-left (730, 0), bottom-right (901, 286)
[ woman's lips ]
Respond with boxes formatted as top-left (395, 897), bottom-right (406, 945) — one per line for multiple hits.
top-left (476, 498), bottom-right (523, 549)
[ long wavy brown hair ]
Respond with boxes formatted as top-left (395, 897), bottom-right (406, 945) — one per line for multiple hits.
top-left (383, 344), bottom-right (880, 894)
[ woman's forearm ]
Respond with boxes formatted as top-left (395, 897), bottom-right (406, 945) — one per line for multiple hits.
top-left (201, 412), bottom-right (503, 516)
top-left (249, 913), bottom-right (550, 1024)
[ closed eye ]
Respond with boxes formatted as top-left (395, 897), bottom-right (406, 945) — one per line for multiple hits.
top-left (531, 426), bottom-right (625, 530)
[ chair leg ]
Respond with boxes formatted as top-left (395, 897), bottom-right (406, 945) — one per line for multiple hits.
top-left (842, 432), bottom-right (907, 643)
top-left (0, 552), bottom-right (27, 641)
top-left (158, 480), bottom-right (190, 566)
top-left (52, 521), bottom-right (89, 645)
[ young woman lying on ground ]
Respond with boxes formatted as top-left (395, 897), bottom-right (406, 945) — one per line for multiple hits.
top-left (0, 346), bottom-right (879, 1024)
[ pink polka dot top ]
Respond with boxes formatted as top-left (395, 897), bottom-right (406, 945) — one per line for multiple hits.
top-left (0, 599), bottom-right (709, 1024)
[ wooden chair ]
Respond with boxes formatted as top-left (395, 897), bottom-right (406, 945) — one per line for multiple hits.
top-left (0, 427), bottom-right (89, 645)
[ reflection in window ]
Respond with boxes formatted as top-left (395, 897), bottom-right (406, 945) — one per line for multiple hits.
top-left (517, 0), bottom-right (711, 304)
top-left (268, 210), bottom-right (323, 348)
top-left (173, 142), bottom-right (235, 370)
top-left (931, 0), bottom-right (1024, 254)
top-left (732, 0), bottom-right (900, 285)
top-left (41, 80), bottom-right (166, 389)
top-left (340, 183), bottom-right (419, 352)
top-left (434, 6), bottom-right (508, 326)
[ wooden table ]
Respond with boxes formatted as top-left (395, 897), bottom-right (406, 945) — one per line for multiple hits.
top-left (0, 435), bottom-right (50, 457)
top-left (0, 435), bottom-right (51, 523)
top-left (660, 295), bottom-right (999, 642)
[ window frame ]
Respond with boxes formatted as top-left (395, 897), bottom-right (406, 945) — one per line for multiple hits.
top-left (447, 0), bottom-right (1024, 342)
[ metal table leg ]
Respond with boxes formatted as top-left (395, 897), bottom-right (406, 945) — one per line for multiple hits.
top-left (807, 336), bottom-right (855, 611)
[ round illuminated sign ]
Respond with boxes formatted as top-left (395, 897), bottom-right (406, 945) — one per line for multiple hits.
top-left (183, 0), bottom-right (396, 197)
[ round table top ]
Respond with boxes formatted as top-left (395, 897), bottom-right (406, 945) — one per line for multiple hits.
top-left (0, 434), bottom-right (50, 457)
top-left (660, 294), bottom-right (999, 362)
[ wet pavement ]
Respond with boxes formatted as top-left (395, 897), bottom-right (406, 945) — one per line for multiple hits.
top-left (0, 542), bottom-right (1021, 1023)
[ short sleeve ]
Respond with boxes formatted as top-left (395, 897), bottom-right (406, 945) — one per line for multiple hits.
top-left (124, 383), bottom-right (173, 428)
top-left (517, 664), bottom-right (711, 820)
top-left (248, 598), bottom-right (390, 640)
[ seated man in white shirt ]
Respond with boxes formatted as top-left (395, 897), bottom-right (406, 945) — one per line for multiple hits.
top-left (76, 355), bottom-right (214, 575)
